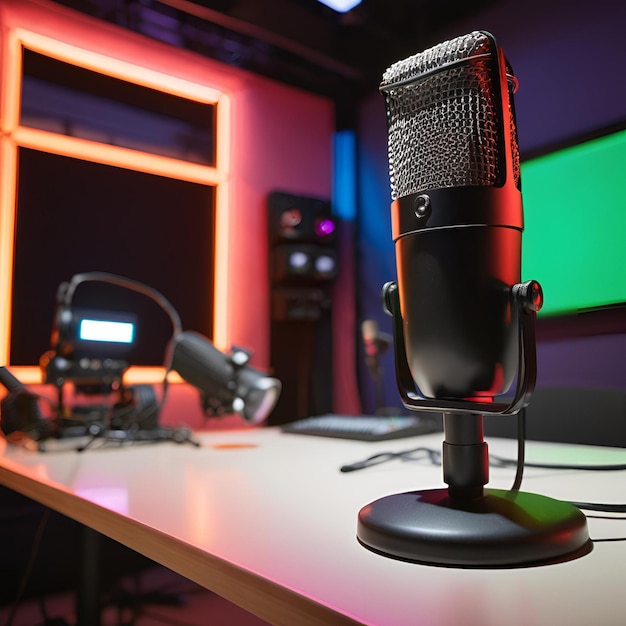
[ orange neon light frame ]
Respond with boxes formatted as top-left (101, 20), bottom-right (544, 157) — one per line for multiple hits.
top-left (0, 28), bottom-right (231, 384)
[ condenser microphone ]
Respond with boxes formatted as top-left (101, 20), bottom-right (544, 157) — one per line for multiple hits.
top-left (356, 31), bottom-right (590, 567)
top-left (382, 30), bottom-right (524, 402)
top-left (361, 319), bottom-right (393, 412)
top-left (361, 319), bottom-right (379, 358)
top-left (361, 320), bottom-right (392, 372)
top-left (0, 366), bottom-right (51, 441)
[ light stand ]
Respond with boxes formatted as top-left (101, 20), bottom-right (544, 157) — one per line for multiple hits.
top-left (356, 281), bottom-right (591, 567)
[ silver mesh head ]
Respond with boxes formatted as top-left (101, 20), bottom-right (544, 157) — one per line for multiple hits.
top-left (382, 31), bottom-right (519, 200)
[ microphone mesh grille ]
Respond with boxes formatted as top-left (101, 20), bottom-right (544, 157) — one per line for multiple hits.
top-left (382, 31), bottom-right (515, 200)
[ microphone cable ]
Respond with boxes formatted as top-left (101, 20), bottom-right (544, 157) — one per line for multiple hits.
top-left (511, 406), bottom-right (526, 491)
top-left (495, 407), bottom-right (626, 511)
top-left (339, 415), bottom-right (626, 514)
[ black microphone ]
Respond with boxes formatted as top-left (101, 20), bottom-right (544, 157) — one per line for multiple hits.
top-left (361, 319), bottom-right (393, 412)
top-left (361, 319), bottom-right (392, 374)
top-left (170, 331), bottom-right (281, 425)
top-left (382, 30), bottom-right (525, 402)
top-left (0, 365), bottom-right (28, 394)
top-left (356, 31), bottom-right (590, 568)
top-left (0, 366), bottom-right (50, 441)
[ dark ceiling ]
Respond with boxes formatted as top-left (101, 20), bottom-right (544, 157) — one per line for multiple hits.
top-left (53, 0), bottom-right (500, 111)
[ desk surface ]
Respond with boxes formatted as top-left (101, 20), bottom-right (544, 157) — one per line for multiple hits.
top-left (1, 427), bottom-right (625, 625)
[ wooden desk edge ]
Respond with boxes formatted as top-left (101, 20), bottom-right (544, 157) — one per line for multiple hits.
top-left (0, 464), bottom-right (365, 626)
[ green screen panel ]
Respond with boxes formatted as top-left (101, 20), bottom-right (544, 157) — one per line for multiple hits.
top-left (521, 129), bottom-right (626, 316)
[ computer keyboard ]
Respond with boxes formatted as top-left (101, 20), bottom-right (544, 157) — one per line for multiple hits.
top-left (280, 414), bottom-right (440, 441)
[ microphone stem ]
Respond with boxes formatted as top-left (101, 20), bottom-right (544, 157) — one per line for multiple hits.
top-left (372, 369), bottom-right (386, 415)
top-left (442, 411), bottom-right (489, 501)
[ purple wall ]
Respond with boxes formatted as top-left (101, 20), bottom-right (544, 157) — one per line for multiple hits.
top-left (450, 0), bottom-right (626, 155)
top-left (355, 0), bottom-right (626, 413)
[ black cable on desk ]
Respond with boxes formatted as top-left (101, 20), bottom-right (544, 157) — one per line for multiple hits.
top-left (340, 434), bottom-right (626, 514)
top-left (340, 448), bottom-right (626, 475)
top-left (568, 502), bottom-right (626, 513)
top-left (339, 447), bottom-right (440, 472)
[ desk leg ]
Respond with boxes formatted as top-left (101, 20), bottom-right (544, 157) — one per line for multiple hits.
top-left (76, 525), bottom-right (101, 626)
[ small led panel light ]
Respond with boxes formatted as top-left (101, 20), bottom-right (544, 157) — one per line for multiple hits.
top-left (58, 307), bottom-right (138, 360)
top-left (79, 319), bottom-right (135, 344)
top-left (317, 0), bottom-right (362, 12)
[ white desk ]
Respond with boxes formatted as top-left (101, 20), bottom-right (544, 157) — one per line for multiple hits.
top-left (1, 428), bottom-right (625, 625)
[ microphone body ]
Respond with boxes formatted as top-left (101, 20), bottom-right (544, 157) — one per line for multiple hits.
top-left (395, 223), bottom-right (520, 399)
top-left (381, 31), bottom-right (522, 401)
top-left (356, 31), bottom-right (590, 569)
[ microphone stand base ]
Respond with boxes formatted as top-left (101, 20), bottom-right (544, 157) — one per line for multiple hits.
top-left (357, 488), bottom-right (591, 567)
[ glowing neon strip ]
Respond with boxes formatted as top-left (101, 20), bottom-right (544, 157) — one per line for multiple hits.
top-left (0, 137), bottom-right (17, 366)
top-left (212, 92), bottom-right (232, 352)
top-left (0, 28), bottom-right (21, 368)
top-left (12, 29), bottom-right (223, 106)
top-left (13, 127), bottom-right (225, 186)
